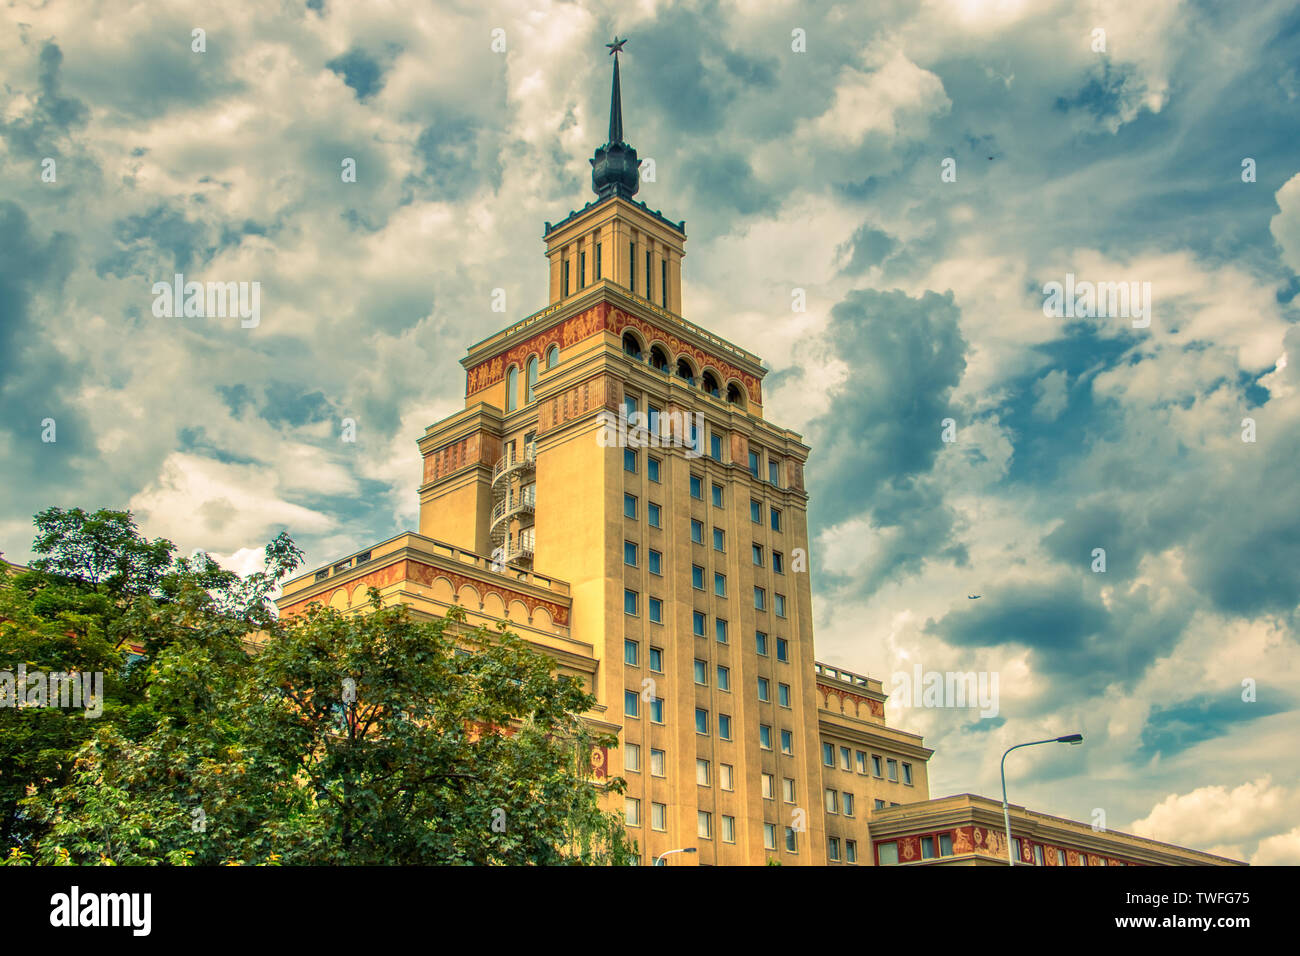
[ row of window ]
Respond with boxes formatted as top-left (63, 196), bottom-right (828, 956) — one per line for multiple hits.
top-left (626, 490), bottom-right (785, 540)
top-left (687, 473), bottom-right (786, 532)
top-left (621, 342), bottom-right (747, 405)
top-left (822, 743), bottom-right (915, 785)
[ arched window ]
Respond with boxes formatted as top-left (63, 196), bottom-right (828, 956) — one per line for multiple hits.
top-left (506, 366), bottom-right (518, 412)
top-left (702, 371), bottom-right (720, 397)
top-left (650, 346), bottom-right (670, 373)
top-left (526, 356), bottom-right (539, 404)
top-left (676, 358), bottom-right (696, 386)
top-left (726, 382), bottom-right (746, 407)
top-left (622, 332), bottom-right (643, 360)
top-left (546, 345), bottom-right (559, 369)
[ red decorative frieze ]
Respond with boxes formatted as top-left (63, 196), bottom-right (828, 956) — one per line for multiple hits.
top-left (818, 682), bottom-right (885, 720)
top-left (279, 559), bottom-right (570, 627)
top-left (465, 301), bottom-right (764, 405)
top-left (422, 432), bottom-right (499, 484)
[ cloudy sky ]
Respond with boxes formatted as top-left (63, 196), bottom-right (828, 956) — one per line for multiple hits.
top-left (2, 0), bottom-right (1298, 863)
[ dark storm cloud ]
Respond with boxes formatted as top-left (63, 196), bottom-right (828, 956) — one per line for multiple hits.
top-left (96, 204), bottom-right (213, 278)
top-left (1137, 693), bottom-right (1289, 762)
top-left (326, 48), bottom-right (387, 102)
top-left (806, 289), bottom-right (968, 594)
top-left (410, 116), bottom-right (499, 202)
top-left (840, 224), bottom-right (897, 274)
top-left (0, 42), bottom-right (88, 158)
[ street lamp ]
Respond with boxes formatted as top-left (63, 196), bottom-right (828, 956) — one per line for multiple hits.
top-left (654, 847), bottom-right (697, 866)
top-left (1000, 734), bottom-right (1083, 866)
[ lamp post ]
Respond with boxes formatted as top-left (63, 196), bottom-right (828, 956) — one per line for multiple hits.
top-left (1000, 734), bottom-right (1083, 866)
top-left (654, 847), bottom-right (697, 866)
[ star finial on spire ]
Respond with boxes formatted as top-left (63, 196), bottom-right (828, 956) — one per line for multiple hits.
top-left (606, 36), bottom-right (627, 55)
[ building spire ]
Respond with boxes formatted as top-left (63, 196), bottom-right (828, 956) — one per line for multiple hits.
top-left (591, 36), bottom-right (639, 201)
top-left (606, 36), bottom-right (627, 144)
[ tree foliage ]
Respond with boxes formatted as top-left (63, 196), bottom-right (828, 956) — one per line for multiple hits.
top-left (2, 508), bottom-right (633, 865)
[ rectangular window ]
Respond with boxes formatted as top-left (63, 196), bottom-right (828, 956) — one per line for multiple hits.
top-left (843, 793), bottom-right (855, 817)
top-left (646, 250), bottom-right (652, 298)
top-left (696, 759), bottom-right (710, 787)
top-left (690, 474), bottom-right (703, 499)
top-left (651, 749), bottom-right (665, 777)
top-left (754, 587), bottom-right (766, 610)
top-left (692, 611), bottom-right (706, 636)
top-left (1034, 845), bottom-right (1045, 866)
top-left (648, 502), bottom-right (661, 528)
top-left (624, 742), bottom-right (640, 772)
top-left (878, 842), bottom-right (899, 865)
top-left (822, 742), bottom-right (834, 766)
top-left (624, 540), bottom-right (638, 567)
top-left (759, 725), bottom-right (772, 749)
top-left (661, 259), bottom-right (668, 307)
top-left (691, 519), bottom-right (704, 544)
top-left (785, 828), bottom-right (797, 853)
top-left (840, 747), bottom-right (852, 771)
top-left (722, 815), bottom-right (736, 844)
top-left (828, 837), bottom-right (841, 861)
top-left (624, 640), bottom-right (638, 666)
top-left (856, 751), bottom-right (868, 774)
top-left (718, 713), bottom-right (732, 739)
top-left (595, 241), bottom-right (602, 280)
top-left (648, 405), bottom-right (660, 433)
top-left (874, 799), bottom-right (886, 809)
top-left (750, 499), bottom-right (762, 523)
top-left (752, 543), bottom-right (764, 566)
top-left (624, 589), bottom-right (638, 616)
top-left (624, 690), bottom-right (639, 717)
top-left (781, 730), bottom-right (793, 755)
top-left (629, 241), bottom-right (635, 291)
top-left (846, 840), bottom-right (858, 864)
top-left (648, 457), bottom-right (660, 483)
top-left (624, 448), bottom-right (637, 473)
top-left (756, 631), bottom-right (768, 655)
top-left (776, 637), bottom-right (788, 661)
top-left (763, 823), bottom-right (777, 850)
top-left (714, 572), bottom-right (726, 597)
top-left (825, 789), bottom-right (838, 815)
top-left (778, 683), bottom-right (790, 707)
top-left (648, 549), bottom-right (662, 575)
top-left (772, 551), bottom-right (784, 574)
top-left (761, 773), bottom-right (774, 800)
top-left (651, 802), bottom-right (666, 831)
top-left (712, 527), bottom-right (725, 551)
top-left (887, 758), bottom-right (899, 782)
top-left (715, 618), bottom-right (728, 644)
top-left (922, 836), bottom-right (936, 860)
top-left (782, 778), bottom-right (795, 803)
top-left (650, 697), bottom-right (664, 722)
top-left (695, 708), bottom-right (709, 735)
top-left (720, 764), bottom-right (734, 791)
top-left (694, 659), bottom-right (707, 684)
top-left (748, 450), bottom-right (760, 477)
top-left (757, 677), bottom-right (770, 701)
top-left (770, 508), bottom-right (782, 531)
top-left (709, 432), bottom-right (723, 461)
top-left (579, 251), bottom-right (586, 289)
top-left (692, 565), bottom-right (705, 590)
top-left (903, 762), bottom-right (913, 786)
top-left (648, 646), bottom-right (663, 672)
top-left (712, 483), bottom-right (723, 507)
top-left (563, 259), bottom-right (570, 297)
top-left (769, 459), bottom-right (780, 487)
top-left (697, 811), bottom-right (712, 839)
top-left (624, 493), bottom-right (637, 518)
top-left (775, 593), bottom-right (786, 618)
top-left (716, 664), bottom-right (730, 691)
top-left (625, 797), bottom-right (640, 827)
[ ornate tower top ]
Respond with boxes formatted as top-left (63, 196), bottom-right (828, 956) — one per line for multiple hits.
top-left (590, 37), bottom-right (639, 201)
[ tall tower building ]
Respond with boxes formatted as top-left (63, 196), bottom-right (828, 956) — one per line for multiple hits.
top-left (275, 43), bottom-right (1237, 867)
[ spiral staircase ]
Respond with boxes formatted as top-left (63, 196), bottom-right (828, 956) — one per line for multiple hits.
top-left (489, 441), bottom-right (537, 568)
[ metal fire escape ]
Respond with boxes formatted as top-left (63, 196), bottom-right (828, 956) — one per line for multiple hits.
top-left (489, 440), bottom-right (537, 568)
